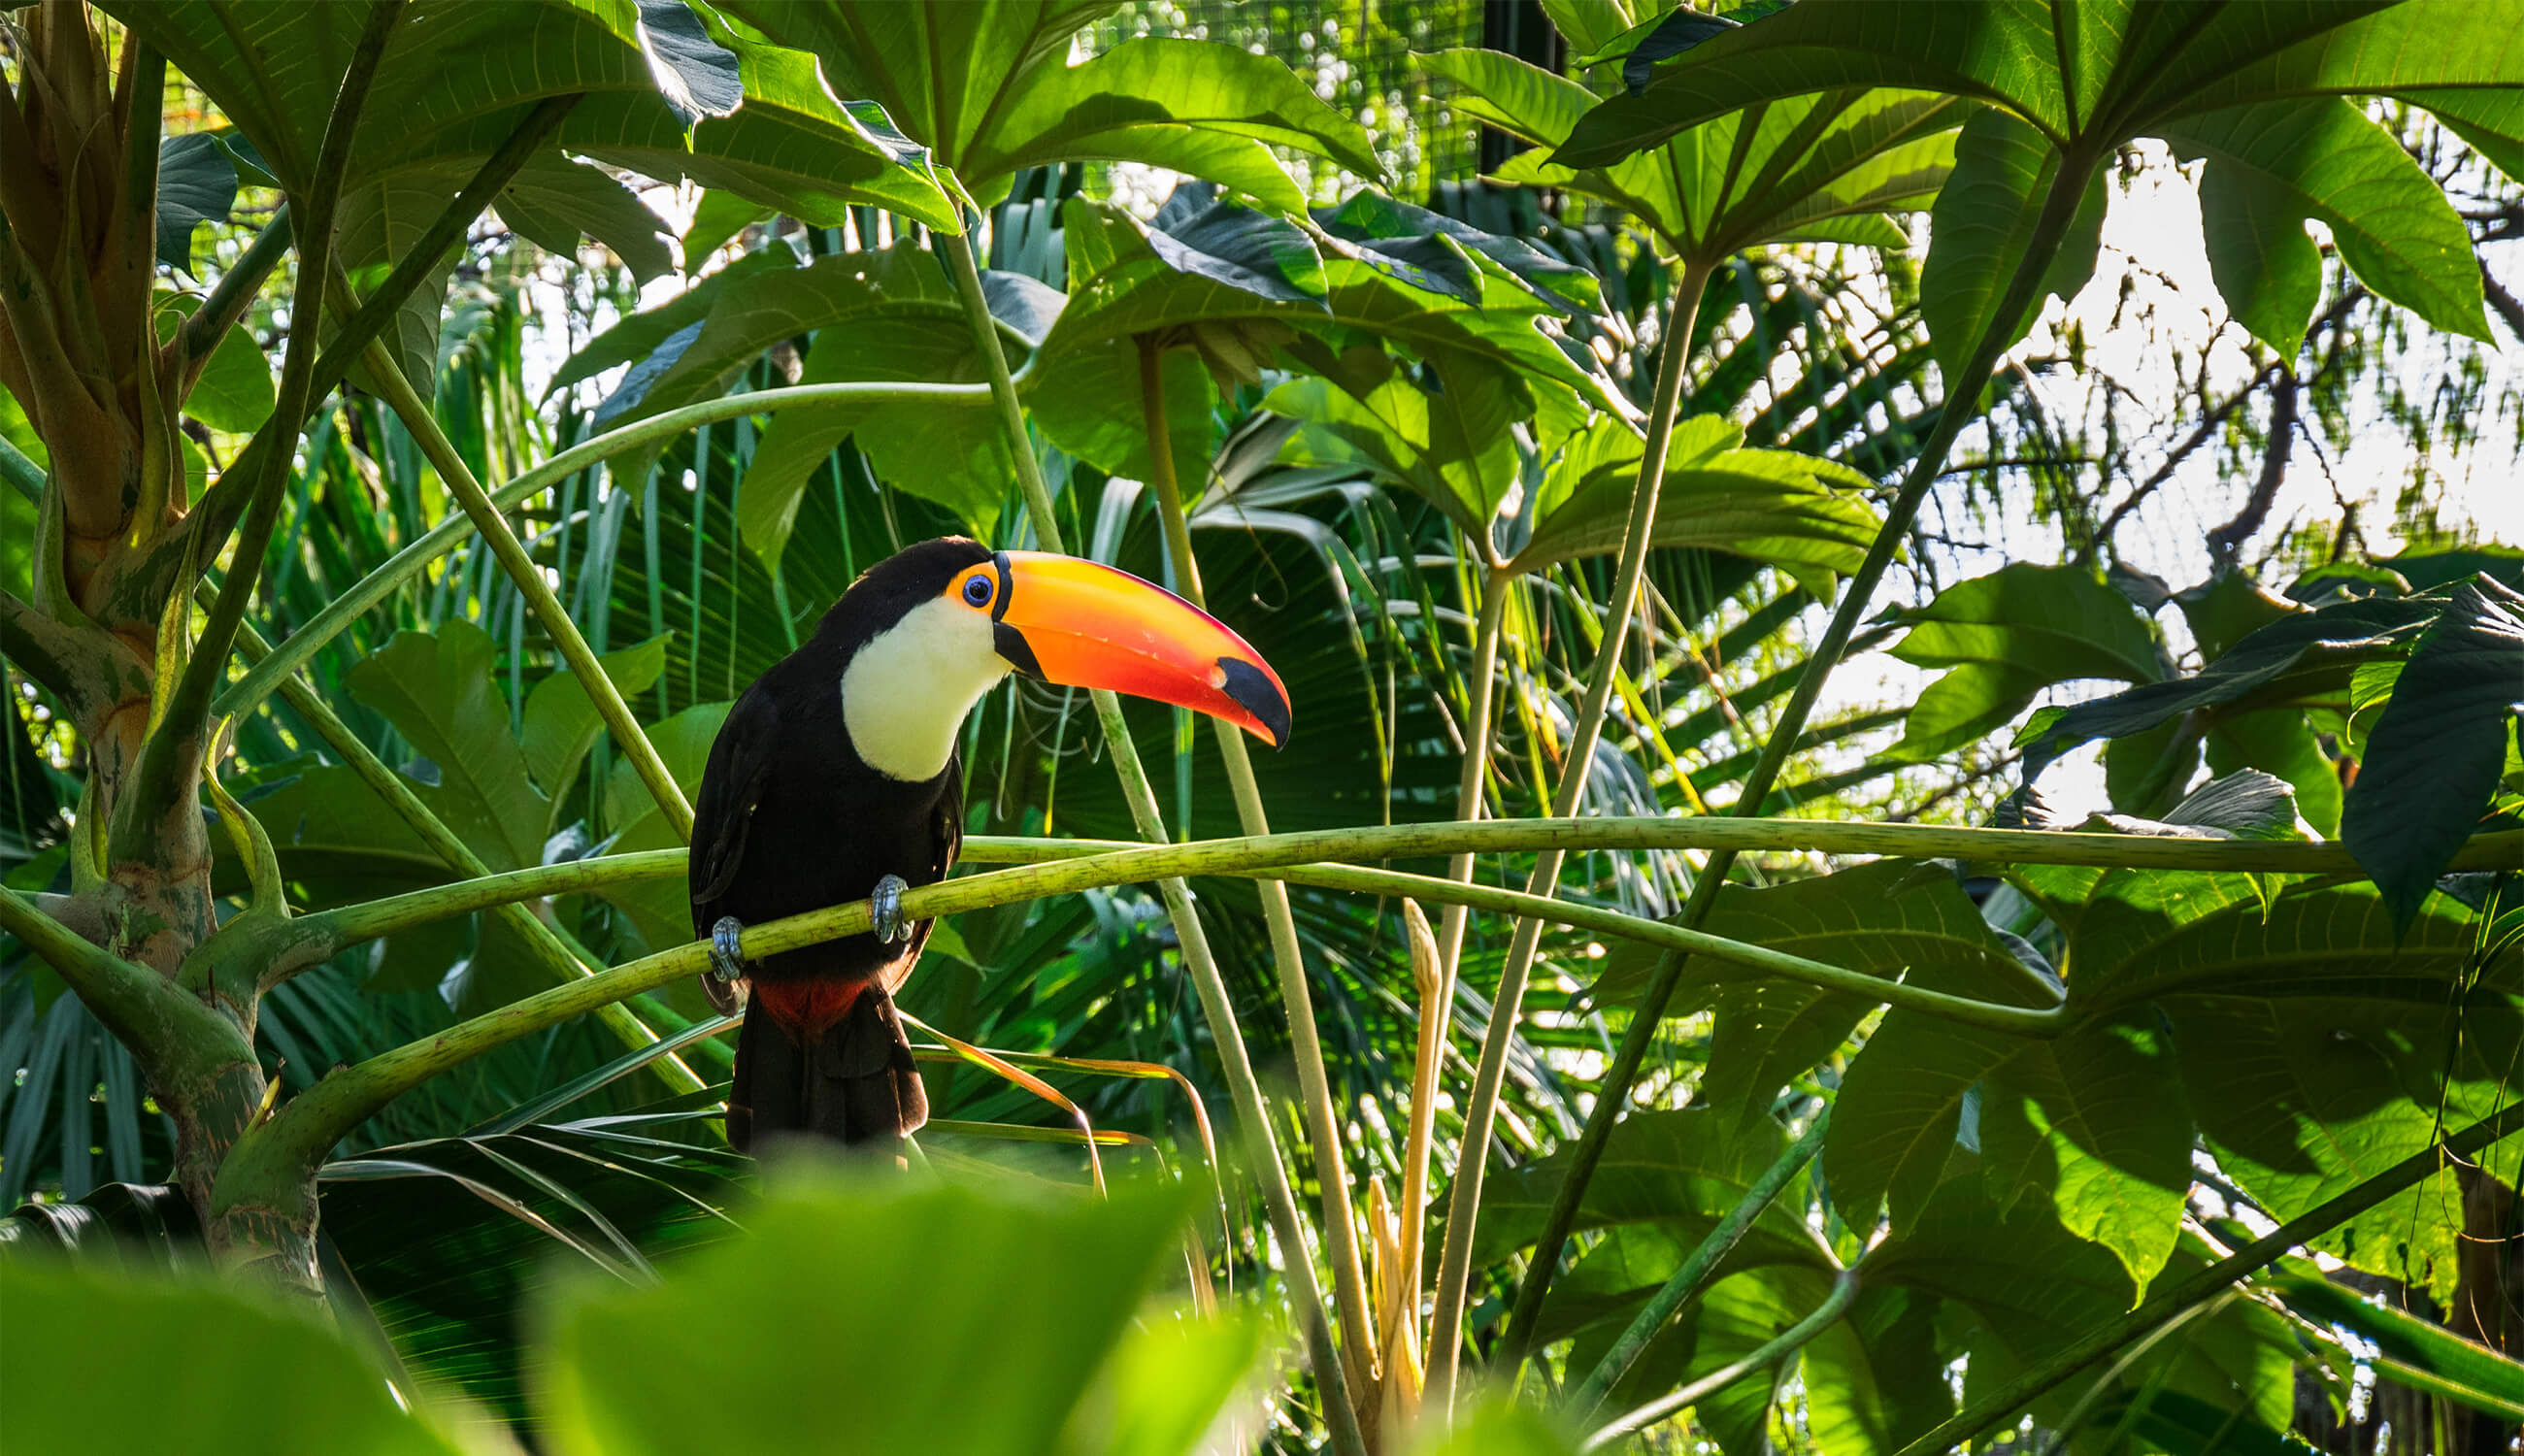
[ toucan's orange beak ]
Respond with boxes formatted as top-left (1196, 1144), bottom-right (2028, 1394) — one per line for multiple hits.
top-left (988, 550), bottom-right (1290, 748)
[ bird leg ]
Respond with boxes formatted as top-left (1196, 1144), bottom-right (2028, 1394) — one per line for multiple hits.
top-left (711, 916), bottom-right (750, 981)
top-left (871, 874), bottom-right (912, 943)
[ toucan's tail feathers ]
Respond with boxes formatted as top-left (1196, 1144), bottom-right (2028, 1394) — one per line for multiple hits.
top-left (726, 983), bottom-right (928, 1152)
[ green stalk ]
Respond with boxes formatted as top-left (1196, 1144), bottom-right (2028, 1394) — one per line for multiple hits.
top-left (212, 819), bottom-right (2524, 1232)
top-left (1896, 1098), bottom-right (2524, 1455)
top-left (1500, 153), bottom-right (2109, 1368)
top-left (343, 285), bottom-right (692, 838)
top-left (1582, 1267), bottom-right (1861, 1450)
top-left (941, 225), bottom-right (1370, 1456)
top-left (211, 380), bottom-right (990, 721)
top-left (1134, 337), bottom-right (1378, 1390)
top-left (215, 606), bottom-right (697, 1092)
top-left (178, 204), bottom-right (290, 372)
top-left (0, 885), bottom-right (248, 1090)
top-left (1414, 563), bottom-right (1510, 1309)
top-left (1425, 256), bottom-right (1716, 1413)
top-left (282, 819), bottom-right (2524, 954)
top-left (1570, 1109), bottom-right (1830, 1413)
top-left (117, 0), bottom-right (400, 853)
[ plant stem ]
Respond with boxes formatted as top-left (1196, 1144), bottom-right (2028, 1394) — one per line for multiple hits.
top-left (1425, 255), bottom-right (1714, 1414)
top-left (1582, 1267), bottom-right (1861, 1451)
top-left (179, 204), bottom-right (291, 370)
top-left (214, 606), bottom-right (697, 1091)
top-left (119, 0), bottom-right (399, 852)
top-left (1500, 153), bottom-right (2108, 1368)
top-left (956, 225), bottom-right (1372, 1456)
top-left (211, 380), bottom-right (990, 721)
top-left (1135, 336), bottom-right (1378, 1391)
top-left (1896, 1098), bottom-right (2524, 1454)
top-left (1570, 1109), bottom-right (1830, 1413)
top-left (0, 885), bottom-right (247, 1089)
top-left (343, 286), bottom-right (693, 839)
top-left (216, 822), bottom-right (2519, 1234)
top-left (288, 817), bottom-right (2524, 956)
top-left (1416, 563), bottom-right (1510, 1306)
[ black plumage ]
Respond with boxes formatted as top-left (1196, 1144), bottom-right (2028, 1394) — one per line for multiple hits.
top-left (688, 538), bottom-right (985, 1152)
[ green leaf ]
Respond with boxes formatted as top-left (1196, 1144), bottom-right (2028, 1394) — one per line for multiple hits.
top-left (495, 154), bottom-right (677, 282)
top-left (335, 168), bottom-right (470, 394)
top-left (1886, 562), bottom-right (2160, 759)
top-left (154, 132), bottom-right (238, 274)
top-left (2098, 1391), bottom-right (2322, 1456)
top-left (1976, 1011), bottom-right (2193, 1296)
top-left (2167, 97), bottom-right (2490, 344)
top-left (1549, 1), bottom-right (2464, 168)
top-left (550, 245), bottom-right (798, 399)
top-left (719, 3), bottom-right (1377, 211)
top-left (1515, 416), bottom-right (1881, 588)
top-left (1474, 1109), bottom-right (1829, 1274)
top-left (1424, 47), bottom-right (1964, 261)
top-left (347, 621), bottom-right (549, 873)
top-left (2175, 567), bottom-right (2302, 661)
top-left (2342, 578), bottom-right (2524, 933)
top-left (2195, 161), bottom-right (2325, 357)
top-left (2270, 1269), bottom-right (2524, 1418)
top-left (1920, 107), bottom-right (2106, 386)
top-left (1891, 661), bottom-right (2054, 762)
top-left (1062, 1313), bottom-right (1270, 1456)
top-left (2173, 997), bottom-right (2465, 1300)
top-left (2019, 593), bottom-right (2443, 785)
top-left (1801, 1288), bottom-right (1954, 1456)
top-left (153, 293), bottom-right (275, 434)
top-left (0, 1260), bottom-right (461, 1455)
top-left (2203, 707), bottom-right (2340, 837)
top-left (320, 1109), bottom-right (752, 1425)
top-left (520, 636), bottom-right (670, 805)
top-left (596, 702), bottom-right (731, 949)
top-left (1596, 861), bottom-right (2041, 1134)
top-left (682, 188), bottom-right (772, 264)
top-left (541, 1175), bottom-right (1203, 1456)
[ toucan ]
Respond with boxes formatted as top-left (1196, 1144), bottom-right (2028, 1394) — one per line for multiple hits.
top-left (690, 537), bottom-right (1291, 1152)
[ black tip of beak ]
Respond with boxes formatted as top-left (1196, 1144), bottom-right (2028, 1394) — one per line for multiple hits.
top-left (1218, 658), bottom-right (1291, 749)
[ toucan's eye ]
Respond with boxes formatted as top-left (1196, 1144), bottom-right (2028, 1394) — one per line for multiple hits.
top-left (962, 574), bottom-right (993, 608)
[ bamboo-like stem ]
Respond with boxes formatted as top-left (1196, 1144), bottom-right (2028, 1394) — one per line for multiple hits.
top-left (1416, 564), bottom-right (1510, 1313)
top-left (1135, 335), bottom-right (1378, 1389)
top-left (213, 607), bottom-right (697, 1091)
top-left (178, 204), bottom-right (290, 370)
top-left (1895, 1098), bottom-right (2524, 1455)
top-left (1425, 255), bottom-right (1715, 1413)
top-left (1500, 154), bottom-right (2109, 1368)
top-left (1582, 1267), bottom-right (1861, 1451)
top-left (945, 226), bottom-right (1373, 1456)
top-left (118, 0), bottom-right (400, 850)
top-left (287, 819), bottom-right (2524, 955)
top-left (210, 380), bottom-right (991, 721)
top-left (213, 817), bottom-right (2522, 1230)
top-left (1570, 1109), bottom-right (1830, 1413)
top-left (342, 285), bottom-right (693, 839)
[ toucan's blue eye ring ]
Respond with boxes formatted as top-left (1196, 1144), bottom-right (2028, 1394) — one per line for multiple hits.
top-left (963, 574), bottom-right (993, 607)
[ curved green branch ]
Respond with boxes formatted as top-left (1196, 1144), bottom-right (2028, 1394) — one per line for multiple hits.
top-left (1583, 1267), bottom-right (1862, 1451)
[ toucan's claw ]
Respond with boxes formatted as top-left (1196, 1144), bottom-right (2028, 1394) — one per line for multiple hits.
top-left (711, 916), bottom-right (749, 981)
top-left (872, 875), bottom-right (911, 943)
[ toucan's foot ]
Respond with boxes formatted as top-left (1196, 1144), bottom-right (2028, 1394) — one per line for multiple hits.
top-left (871, 874), bottom-right (912, 943)
top-left (711, 916), bottom-right (749, 981)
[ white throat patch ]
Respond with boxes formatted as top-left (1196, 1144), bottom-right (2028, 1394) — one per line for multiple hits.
top-left (840, 594), bottom-right (1013, 781)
